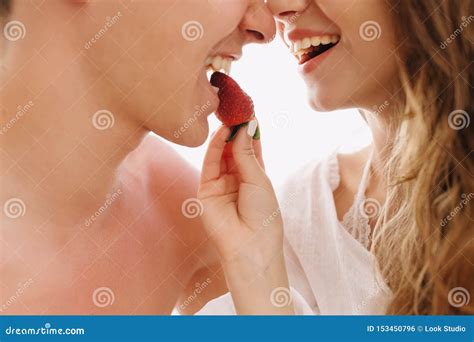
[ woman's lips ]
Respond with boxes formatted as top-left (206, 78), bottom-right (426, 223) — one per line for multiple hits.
top-left (298, 43), bottom-right (338, 75)
top-left (285, 28), bottom-right (341, 74)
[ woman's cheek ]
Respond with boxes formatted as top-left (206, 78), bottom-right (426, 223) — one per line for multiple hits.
top-left (315, 0), bottom-right (356, 20)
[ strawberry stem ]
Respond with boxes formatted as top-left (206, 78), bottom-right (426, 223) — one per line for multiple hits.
top-left (225, 121), bottom-right (260, 142)
top-left (226, 123), bottom-right (247, 142)
top-left (252, 125), bottom-right (260, 140)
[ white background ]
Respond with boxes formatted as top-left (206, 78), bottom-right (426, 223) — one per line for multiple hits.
top-left (166, 37), bottom-right (372, 187)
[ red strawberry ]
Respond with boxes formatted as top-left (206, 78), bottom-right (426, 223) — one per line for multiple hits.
top-left (210, 71), bottom-right (255, 126)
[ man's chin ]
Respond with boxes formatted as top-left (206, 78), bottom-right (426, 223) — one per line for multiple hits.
top-left (170, 126), bottom-right (209, 148)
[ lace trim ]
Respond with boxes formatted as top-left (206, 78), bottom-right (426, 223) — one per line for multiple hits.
top-left (341, 201), bottom-right (371, 249)
top-left (332, 150), bottom-right (373, 249)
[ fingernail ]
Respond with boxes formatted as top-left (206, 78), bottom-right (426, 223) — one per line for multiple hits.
top-left (247, 119), bottom-right (258, 137)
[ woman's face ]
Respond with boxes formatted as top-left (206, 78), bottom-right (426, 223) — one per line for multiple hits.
top-left (84, 0), bottom-right (275, 147)
top-left (267, 0), bottom-right (399, 113)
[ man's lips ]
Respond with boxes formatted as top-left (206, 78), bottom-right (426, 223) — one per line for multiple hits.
top-left (205, 50), bottom-right (241, 75)
top-left (205, 55), bottom-right (234, 74)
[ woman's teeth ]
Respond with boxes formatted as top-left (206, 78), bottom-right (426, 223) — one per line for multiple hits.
top-left (291, 35), bottom-right (340, 57)
top-left (205, 56), bottom-right (232, 74)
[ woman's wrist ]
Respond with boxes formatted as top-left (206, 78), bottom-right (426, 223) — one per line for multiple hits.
top-left (222, 251), bottom-right (294, 315)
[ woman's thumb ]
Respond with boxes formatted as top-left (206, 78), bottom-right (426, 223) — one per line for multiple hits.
top-left (232, 119), bottom-right (267, 185)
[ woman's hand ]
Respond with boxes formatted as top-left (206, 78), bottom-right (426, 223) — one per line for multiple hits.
top-left (198, 120), bottom-right (293, 315)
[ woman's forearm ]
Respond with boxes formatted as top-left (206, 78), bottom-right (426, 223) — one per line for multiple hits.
top-left (223, 252), bottom-right (295, 315)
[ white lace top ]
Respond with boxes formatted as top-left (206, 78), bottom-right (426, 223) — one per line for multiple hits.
top-left (195, 151), bottom-right (391, 315)
top-left (340, 149), bottom-right (374, 249)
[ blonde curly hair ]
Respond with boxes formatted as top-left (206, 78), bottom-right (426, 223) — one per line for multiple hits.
top-left (373, 0), bottom-right (474, 314)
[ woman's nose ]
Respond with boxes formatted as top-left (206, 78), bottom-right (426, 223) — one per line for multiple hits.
top-left (266, 0), bottom-right (310, 24)
top-left (240, 0), bottom-right (277, 44)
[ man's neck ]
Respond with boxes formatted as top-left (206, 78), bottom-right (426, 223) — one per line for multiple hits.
top-left (1, 59), bottom-right (147, 226)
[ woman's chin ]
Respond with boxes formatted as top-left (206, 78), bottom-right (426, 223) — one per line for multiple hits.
top-left (309, 99), bottom-right (333, 113)
top-left (309, 92), bottom-right (348, 113)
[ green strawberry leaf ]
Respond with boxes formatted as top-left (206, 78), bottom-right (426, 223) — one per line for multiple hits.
top-left (225, 120), bottom-right (259, 142)
top-left (226, 122), bottom-right (248, 142)
top-left (252, 124), bottom-right (260, 140)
